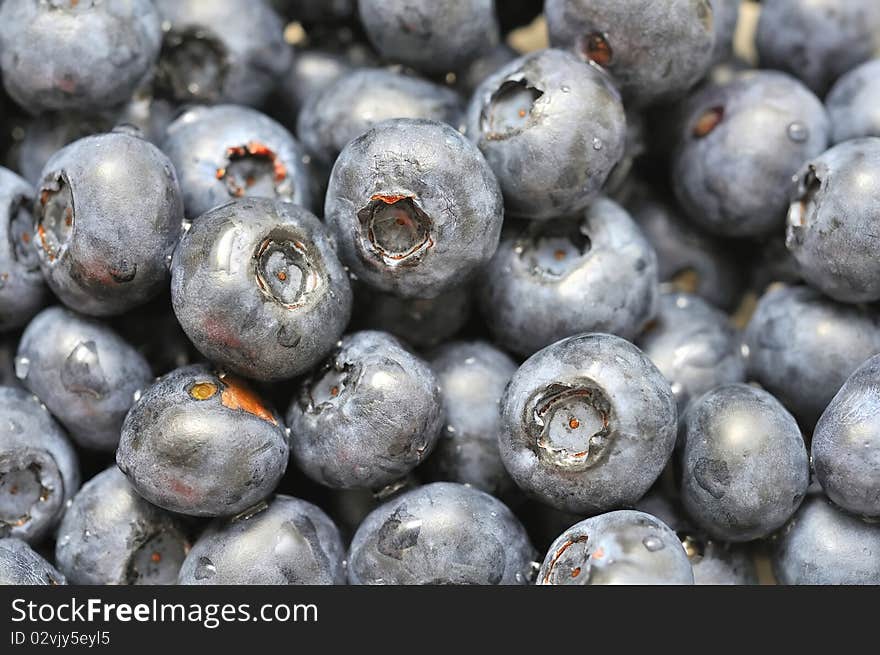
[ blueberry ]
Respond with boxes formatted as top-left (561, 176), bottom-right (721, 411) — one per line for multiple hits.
top-left (771, 489), bottom-right (880, 585)
top-left (624, 183), bottom-right (743, 312)
top-left (812, 354), bottom-right (880, 518)
top-left (153, 0), bottom-right (291, 106)
top-left (16, 306), bottom-right (152, 451)
top-left (297, 68), bottom-right (463, 167)
top-left (423, 341), bottom-right (517, 498)
top-left (786, 138), bottom-right (880, 304)
top-left (33, 132), bottom-right (184, 316)
top-left (500, 333), bottom-right (677, 514)
top-left (672, 71), bottom-right (829, 237)
top-left (757, 0), bottom-right (880, 96)
top-left (680, 384), bottom-right (809, 542)
top-left (0, 0), bottom-right (161, 114)
top-left (0, 386), bottom-right (79, 543)
top-left (163, 105), bottom-right (313, 219)
top-left (347, 482), bottom-right (536, 585)
top-left (117, 364), bottom-right (289, 516)
top-left (287, 331), bottom-right (443, 490)
top-left (465, 49), bottom-right (626, 220)
top-left (357, 0), bottom-right (499, 75)
top-left (637, 292), bottom-right (745, 415)
top-left (825, 59), bottom-right (880, 145)
top-left (178, 495), bottom-right (346, 584)
top-left (0, 538), bottom-right (66, 585)
top-left (546, 0), bottom-right (715, 106)
top-left (480, 198), bottom-right (658, 357)
top-left (353, 283), bottom-right (472, 350)
top-left (325, 118), bottom-right (503, 298)
top-left (0, 168), bottom-right (47, 331)
top-left (537, 510), bottom-right (694, 585)
top-left (55, 467), bottom-right (189, 585)
top-left (744, 285), bottom-right (880, 430)
top-left (171, 198), bottom-right (352, 381)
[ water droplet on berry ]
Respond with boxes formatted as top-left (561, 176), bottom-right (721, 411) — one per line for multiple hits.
top-left (14, 356), bottom-right (29, 380)
top-left (642, 536), bottom-right (665, 552)
top-left (787, 122), bottom-right (809, 143)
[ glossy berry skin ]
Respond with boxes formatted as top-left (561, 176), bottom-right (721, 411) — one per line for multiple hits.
top-left (0, 168), bottom-right (46, 331)
top-left (672, 71), bottom-right (829, 237)
top-left (538, 510), bottom-right (694, 585)
top-left (500, 333), bottom-right (677, 514)
top-left (348, 482), bottom-right (536, 585)
top-left (0, 387), bottom-right (79, 544)
top-left (153, 0), bottom-right (291, 107)
top-left (786, 138), bottom-right (880, 304)
top-left (480, 198), bottom-right (658, 357)
top-left (825, 59), bottom-right (880, 145)
top-left (757, 0), bottom-right (880, 96)
top-left (357, 0), bottom-right (499, 75)
top-left (466, 49), bottom-right (625, 220)
top-left (0, 538), bottom-right (66, 585)
top-left (55, 467), bottom-right (189, 585)
top-left (744, 285), bottom-right (880, 430)
top-left (178, 495), bottom-right (346, 585)
top-left (625, 185), bottom-right (743, 312)
top-left (171, 199), bottom-right (352, 382)
top-left (424, 341), bottom-right (517, 498)
top-left (163, 105), bottom-right (313, 219)
top-left (546, 0), bottom-right (715, 106)
top-left (680, 384), bottom-right (809, 542)
top-left (353, 284), bottom-right (472, 349)
top-left (772, 490), bottom-right (880, 585)
top-left (0, 0), bottom-right (161, 114)
top-left (16, 307), bottom-right (152, 451)
top-left (117, 365), bottom-right (289, 516)
top-left (637, 293), bottom-right (745, 415)
top-left (325, 118), bottom-right (503, 298)
top-left (634, 491), bottom-right (758, 585)
top-left (33, 132), bottom-right (184, 316)
top-left (287, 331), bottom-right (443, 490)
top-left (812, 354), bottom-right (880, 518)
top-left (297, 68), bottom-right (463, 167)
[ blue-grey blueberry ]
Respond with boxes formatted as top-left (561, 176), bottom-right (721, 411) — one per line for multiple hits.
top-left (348, 482), bottom-right (536, 585)
top-left (325, 118), bottom-right (503, 298)
top-left (0, 538), bottom-right (65, 585)
top-left (163, 105), bottom-right (312, 219)
top-left (55, 467), bottom-right (189, 585)
top-left (178, 495), bottom-right (346, 585)
top-left (680, 384), bottom-right (810, 542)
top-left (16, 306), bottom-right (152, 451)
top-left (466, 49), bottom-right (626, 220)
top-left (117, 365), bottom-right (289, 516)
top-left (171, 198), bottom-right (352, 382)
top-left (672, 71), bottom-right (829, 237)
top-left (480, 198), bottom-right (658, 357)
top-left (537, 510), bottom-right (694, 585)
top-left (500, 333), bottom-right (677, 514)
top-left (0, 386), bottom-right (79, 543)
top-left (33, 132), bottom-right (184, 316)
top-left (287, 331), bottom-right (443, 490)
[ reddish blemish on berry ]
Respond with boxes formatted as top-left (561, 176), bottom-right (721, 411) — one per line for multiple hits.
top-left (693, 107), bottom-right (724, 138)
top-left (569, 418), bottom-right (580, 429)
top-left (218, 373), bottom-right (277, 425)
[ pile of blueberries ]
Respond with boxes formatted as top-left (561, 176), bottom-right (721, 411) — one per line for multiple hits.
top-left (1, 0), bottom-right (880, 586)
